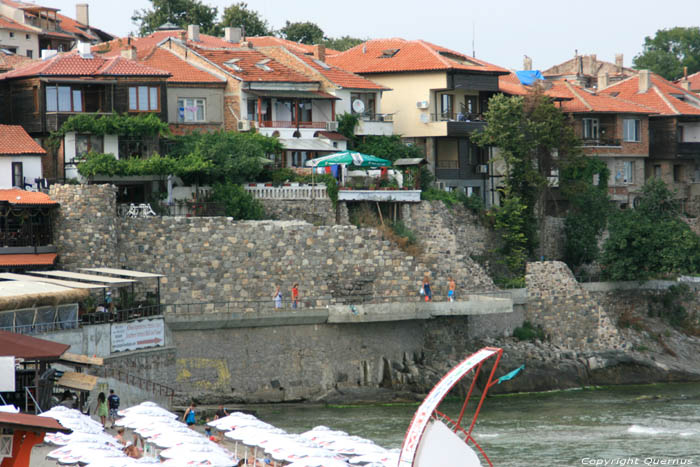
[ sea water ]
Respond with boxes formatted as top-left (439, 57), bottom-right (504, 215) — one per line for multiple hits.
top-left (252, 383), bottom-right (700, 466)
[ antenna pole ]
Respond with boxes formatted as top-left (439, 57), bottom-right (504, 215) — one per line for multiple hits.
top-left (472, 21), bottom-right (475, 57)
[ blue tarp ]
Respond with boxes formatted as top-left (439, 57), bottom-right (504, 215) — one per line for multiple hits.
top-left (515, 70), bottom-right (544, 86)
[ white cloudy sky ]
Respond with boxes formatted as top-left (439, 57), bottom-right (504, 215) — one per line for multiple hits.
top-left (44, 0), bottom-right (699, 70)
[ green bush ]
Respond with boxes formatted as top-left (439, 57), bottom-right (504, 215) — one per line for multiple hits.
top-left (513, 321), bottom-right (545, 341)
top-left (390, 221), bottom-right (417, 245)
top-left (211, 182), bottom-right (264, 220)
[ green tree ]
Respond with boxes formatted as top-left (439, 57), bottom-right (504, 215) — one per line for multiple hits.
top-left (473, 89), bottom-right (581, 255)
top-left (561, 156), bottom-right (610, 268)
top-left (355, 135), bottom-right (425, 163)
top-left (279, 21), bottom-right (324, 44)
top-left (323, 35), bottom-right (364, 52)
top-left (633, 27), bottom-right (700, 80)
top-left (220, 2), bottom-right (272, 36)
top-left (601, 179), bottom-right (700, 281)
top-left (131, 0), bottom-right (219, 37)
top-left (211, 182), bottom-right (264, 220)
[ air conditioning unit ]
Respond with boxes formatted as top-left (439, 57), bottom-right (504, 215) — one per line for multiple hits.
top-left (0, 434), bottom-right (12, 458)
top-left (416, 100), bottom-right (429, 109)
top-left (477, 164), bottom-right (489, 174)
top-left (326, 121), bottom-right (339, 131)
top-left (237, 120), bottom-right (251, 131)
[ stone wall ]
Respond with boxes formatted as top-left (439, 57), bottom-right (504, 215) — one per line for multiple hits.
top-left (117, 218), bottom-right (495, 305)
top-left (537, 216), bottom-right (566, 261)
top-left (50, 184), bottom-right (118, 270)
top-left (259, 199), bottom-right (335, 225)
top-left (525, 261), bottom-right (623, 351)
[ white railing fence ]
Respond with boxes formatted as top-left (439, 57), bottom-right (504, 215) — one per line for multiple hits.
top-left (244, 183), bottom-right (328, 200)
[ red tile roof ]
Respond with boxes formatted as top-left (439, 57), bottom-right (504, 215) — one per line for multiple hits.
top-left (601, 73), bottom-right (700, 116)
top-left (0, 412), bottom-right (71, 434)
top-left (678, 71), bottom-right (700, 92)
top-left (0, 253), bottom-right (57, 266)
top-left (283, 49), bottom-right (387, 90)
top-left (246, 36), bottom-right (339, 56)
top-left (0, 51), bottom-right (33, 72)
top-left (0, 51), bottom-right (170, 79)
top-left (141, 47), bottom-right (224, 84)
top-left (0, 189), bottom-right (57, 205)
top-left (0, 329), bottom-right (69, 359)
top-left (0, 14), bottom-right (37, 33)
top-left (193, 47), bottom-right (316, 83)
top-left (327, 38), bottom-right (508, 75)
top-left (316, 131), bottom-right (348, 141)
top-left (55, 13), bottom-right (97, 41)
top-left (0, 125), bottom-right (46, 155)
top-left (94, 30), bottom-right (236, 59)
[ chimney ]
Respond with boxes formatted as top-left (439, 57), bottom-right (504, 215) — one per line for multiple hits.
top-left (224, 27), bottom-right (241, 43)
top-left (597, 71), bottom-right (609, 90)
top-left (121, 46), bottom-right (137, 60)
top-left (638, 69), bottom-right (650, 93)
top-left (615, 53), bottom-right (623, 73)
top-left (313, 44), bottom-right (326, 62)
top-left (680, 80), bottom-right (691, 91)
top-left (76, 3), bottom-right (89, 26)
top-left (187, 24), bottom-right (200, 42)
top-left (77, 41), bottom-right (92, 58)
top-left (523, 55), bottom-right (532, 71)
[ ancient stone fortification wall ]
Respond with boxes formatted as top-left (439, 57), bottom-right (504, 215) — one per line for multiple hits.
top-left (50, 184), bottom-right (118, 270)
top-left (537, 216), bottom-right (566, 261)
top-left (259, 199), bottom-right (335, 225)
top-left (117, 217), bottom-right (494, 305)
top-left (525, 261), bottom-right (623, 350)
top-left (404, 200), bottom-right (494, 258)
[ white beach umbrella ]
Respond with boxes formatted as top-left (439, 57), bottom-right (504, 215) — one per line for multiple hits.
top-left (286, 457), bottom-right (351, 467)
top-left (207, 412), bottom-right (260, 429)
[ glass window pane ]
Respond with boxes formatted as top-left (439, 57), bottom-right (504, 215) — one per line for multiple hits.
top-left (196, 99), bottom-right (204, 121)
top-left (138, 87), bottom-right (149, 111)
top-left (91, 135), bottom-right (103, 153)
top-left (72, 89), bottom-right (82, 112)
top-left (58, 86), bottom-right (71, 111)
top-left (46, 86), bottom-right (57, 112)
top-left (75, 134), bottom-right (89, 157)
top-left (129, 87), bottom-right (137, 110)
top-left (177, 98), bottom-right (185, 122)
top-left (149, 87), bottom-right (158, 110)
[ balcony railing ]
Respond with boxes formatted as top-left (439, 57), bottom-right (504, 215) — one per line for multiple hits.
top-left (244, 183), bottom-right (328, 200)
top-left (582, 137), bottom-right (621, 147)
top-left (259, 120), bottom-right (327, 129)
top-left (430, 113), bottom-right (485, 123)
top-left (678, 142), bottom-right (700, 155)
top-left (355, 113), bottom-right (394, 122)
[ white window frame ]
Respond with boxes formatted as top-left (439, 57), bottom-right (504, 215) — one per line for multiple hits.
top-left (623, 118), bottom-right (641, 142)
top-left (623, 161), bottom-right (635, 184)
top-left (582, 118), bottom-right (599, 140)
top-left (177, 97), bottom-right (206, 123)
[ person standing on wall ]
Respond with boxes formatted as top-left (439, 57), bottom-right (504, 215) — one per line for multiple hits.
top-left (273, 285), bottom-right (283, 309)
top-left (448, 276), bottom-right (456, 302)
top-left (291, 283), bottom-right (299, 309)
top-left (422, 275), bottom-right (432, 302)
top-left (107, 389), bottom-right (120, 428)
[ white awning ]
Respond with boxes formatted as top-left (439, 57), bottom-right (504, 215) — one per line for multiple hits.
top-left (0, 273), bottom-right (105, 290)
top-left (27, 271), bottom-right (135, 287)
top-left (278, 139), bottom-right (338, 152)
top-left (79, 268), bottom-right (164, 280)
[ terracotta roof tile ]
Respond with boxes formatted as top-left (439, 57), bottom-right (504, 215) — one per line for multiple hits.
top-left (683, 71), bottom-right (700, 91)
top-left (327, 38), bottom-right (508, 75)
top-left (0, 189), bottom-right (57, 205)
top-left (0, 51), bottom-right (170, 79)
top-left (285, 49), bottom-right (387, 90)
top-left (0, 125), bottom-right (46, 154)
top-left (55, 13), bottom-right (98, 41)
top-left (141, 47), bottom-right (224, 84)
top-left (0, 253), bottom-right (57, 266)
top-left (94, 30), bottom-right (236, 59)
top-left (0, 51), bottom-right (33, 72)
top-left (193, 47), bottom-right (316, 83)
top-left (0, 14), bottom-right (36, 33)
top-left (601, 73), bottom-right (700, 116)
top-left (246, 36), bottom-right (339, 55)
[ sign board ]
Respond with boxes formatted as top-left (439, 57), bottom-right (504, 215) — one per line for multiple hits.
top-left (0, 356), bottom-right (14, 392)
top-left (111, 318), bottom-right (165, 353)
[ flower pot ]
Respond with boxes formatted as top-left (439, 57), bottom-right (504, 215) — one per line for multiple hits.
top-left (248, 183), bottom-right (257, 187)
top-left (265, 183), bottom-right (273, 187)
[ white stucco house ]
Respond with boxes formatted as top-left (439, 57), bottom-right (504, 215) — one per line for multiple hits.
top-left (0, 124), bottom-right (45, 189)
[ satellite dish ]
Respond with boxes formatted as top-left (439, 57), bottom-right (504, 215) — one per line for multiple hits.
top-left (352, 99), bottom-right (365, 114)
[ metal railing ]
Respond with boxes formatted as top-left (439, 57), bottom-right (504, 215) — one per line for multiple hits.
top-left (355, 112), bottom-right (394, 122)
top-left (164, 290), bottom-right (512, 315)
top-left (98, 367), bottom-right (174, 403)
top-left (259, 120), bottom-right (327, 129)
top-left (0, 320), bottom-right (79, 335)
top-left (582, 137), bottom-right (621, 147)
top-left (81, 304), bottom-right (164, 325)
top-left (430, 113), bottom-right (486, 122)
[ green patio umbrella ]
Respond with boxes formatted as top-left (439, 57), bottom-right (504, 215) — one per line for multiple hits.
top-left (305, 151), bottom-right (391, 168)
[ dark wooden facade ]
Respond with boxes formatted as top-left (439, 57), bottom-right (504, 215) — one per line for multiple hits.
top-left (0, 76), bottom-right (168, 136)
